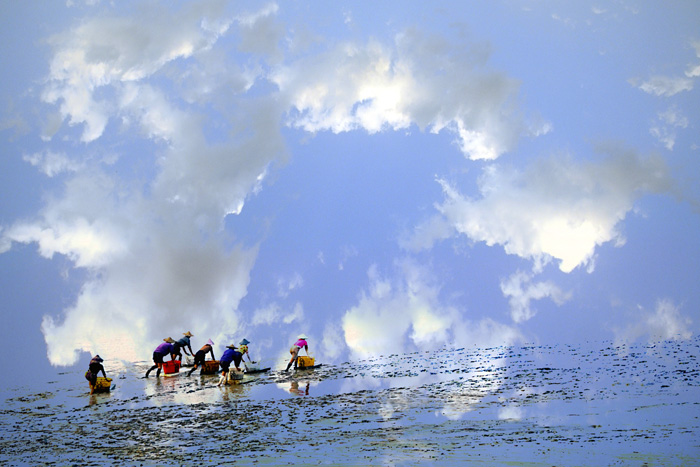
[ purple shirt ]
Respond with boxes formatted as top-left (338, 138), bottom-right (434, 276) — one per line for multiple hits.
top-left (154, 342), bottom-right (174, 355)
top-left (294, 339), bottom-right (307, 348)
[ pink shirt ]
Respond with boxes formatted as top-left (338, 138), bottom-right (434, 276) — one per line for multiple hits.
top-left (294, 339), bottom-right (307, 348)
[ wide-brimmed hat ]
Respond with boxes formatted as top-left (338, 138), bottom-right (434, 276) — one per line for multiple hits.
top-left (92, 355), bottom-right (103, 362)
top-left (207, 339), bottom-right (214, 346)
top-left (183, 331), bottom-right (193, 337)
top-left (240, 338), bottom-right (250, 345)
top-left (298, 334), bottom-right (307, 340)
top-left (226, 344), bottom-right (237, 349)
top-left (164, 337), bottom-right (176, 344)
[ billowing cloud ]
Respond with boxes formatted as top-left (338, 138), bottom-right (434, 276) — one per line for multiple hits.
top-left (342, 260), bottom-right (522, 360)
top-left (1, 2), bottom-right (285, 365)
top-left (413, 144), bottom-right (673, 273)
top-left (3, 1), bottom-right (690, 371)
top-left (40, 239), bottom-right (256, 366)
top-left (5, 162), bottom-right (259, 364)
top-left (638, 76), bottom-right (693, 97)
top-left (42, 1), bottom-right (233, 142)
top-left (615, 299), bottom-right (692, 344)
top-left (235, 3), bottom-right (284, 59)
top-left (500, 271), bottom-right (571, 323)
top-left (4, 171), bottom-right (129, 268)
top-left (272, 29), bottom-right (539, 160)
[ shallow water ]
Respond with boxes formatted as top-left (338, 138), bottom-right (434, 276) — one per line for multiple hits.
top-left (1, 338), bottom-right (698, 466)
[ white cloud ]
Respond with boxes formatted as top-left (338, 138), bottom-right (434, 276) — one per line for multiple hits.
top-left (399, 214), bottom-right (454, 252)
top-left (23, 150), bottom-right (84, 177)
top-left (0, 3), bottom-right (290, 366)
top-left (251, 303), bottom-right (281, 326)
top-left (649, 106), bottom-right (689, 151)
top-left (615, 299), bottom-right (692, 344)
top-left (277, 272), bottom-right (304, 298)
top-left (500, 271), bottom-right (571, 323)
top-left (252, 301), bottom-right (304, 327)
top-left (417, 144), bottom-right (672, 273)
top-left (39, 239), bottom-right (256, 366)
top-left (42, 1), bottom-right (233, 142)
top-left (685, 41), bottom-right (700, 77)
top-left (6, 2), bottom-right (686, 371)
top-left (342, 260), bottom-right (522, 360)
top-left (0, 229), bottom-right (12, 254)
top-left (272, 29), bottom-right (534, 160)
top-left (3, 172), bottom-right (128, 267)
top-left (235, 3), bottom-right (284, 59)
top-left (283, 302), bottom-right (305, 324)
top-left (638, 76), bottom-right (693, 97)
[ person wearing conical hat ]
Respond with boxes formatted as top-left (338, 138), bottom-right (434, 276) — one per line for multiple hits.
top-left (285, 335), bottom-right (309, 371)
top-left (239, 338), bottom-right (255, 365)
top-left (85, 355), bottom-right (107, 394)
top-left (217, 344), bottom-right (243, 386)
top-left (187, 339), bottom-right (216, 376)
top-left (145, 338), bottom-right (177, 378)
top-left (174, 331), bottom-right (194, 360)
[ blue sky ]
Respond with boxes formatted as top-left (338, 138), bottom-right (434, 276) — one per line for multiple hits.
top-left (1, 0), bottom-right (699, 385)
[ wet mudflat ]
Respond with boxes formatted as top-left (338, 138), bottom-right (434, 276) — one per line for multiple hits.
top-left (1, 338), bottom-right (698, 466)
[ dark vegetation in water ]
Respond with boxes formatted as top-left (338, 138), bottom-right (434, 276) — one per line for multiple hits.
top-left (1, 338), bottom-right (698, 466)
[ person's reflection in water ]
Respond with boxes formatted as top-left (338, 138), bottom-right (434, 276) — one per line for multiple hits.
top-left (221, 382), bottom-right (249, 402)
top-left (88, 392), bottom-right (110, 406)
top-left (289, 381), bottom-right (310, 396)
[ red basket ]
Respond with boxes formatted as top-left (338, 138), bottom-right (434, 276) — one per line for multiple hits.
top-left (162, 360), bottom-right (181, 375)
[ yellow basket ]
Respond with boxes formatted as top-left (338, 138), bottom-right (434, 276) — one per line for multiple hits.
top-left (93, 377), bottom-right (112, 392)
top-left (297, 356), bottom-right (315, 368)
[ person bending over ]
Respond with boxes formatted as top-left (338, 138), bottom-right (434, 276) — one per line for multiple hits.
top-left (285, 335), bottom-right (308, 371)
top-left (187, 339), bottom-right (216, 376)
top-left (145, 338), bottom-right (176, 378)
top-left (85, 355), bottom-right (107, 393)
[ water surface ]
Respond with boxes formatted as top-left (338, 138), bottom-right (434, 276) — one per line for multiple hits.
top-left (1, 338), bottom-right (698, 465)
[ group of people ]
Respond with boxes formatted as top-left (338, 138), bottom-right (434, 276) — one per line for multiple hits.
top-left (87, 333), bottom-right (310, 391)
top-left (144, 331), bottom-right (262, 382)
top-left (144, 331), bottom-right (226, 378)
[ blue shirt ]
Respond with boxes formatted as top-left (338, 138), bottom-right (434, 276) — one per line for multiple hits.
top-left (220, 348), bottom-right (237, 364)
